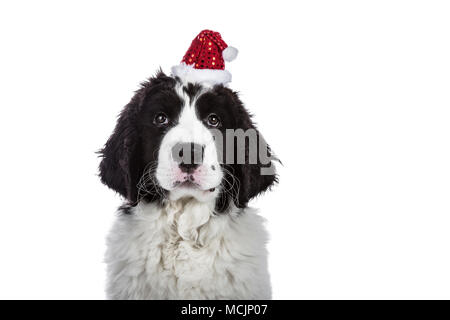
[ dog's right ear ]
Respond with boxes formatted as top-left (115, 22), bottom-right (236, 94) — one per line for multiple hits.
top-left (98, 97), bottom-right (141, 203)
top-left (99, 70), bottom-right (175, 204)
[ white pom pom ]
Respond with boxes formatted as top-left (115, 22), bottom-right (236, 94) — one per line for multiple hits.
top-left (222, 46), bottom-right (238, 62)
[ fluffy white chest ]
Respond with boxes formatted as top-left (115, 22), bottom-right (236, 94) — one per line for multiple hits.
top-left (105, 199), bottom-right (271, 299)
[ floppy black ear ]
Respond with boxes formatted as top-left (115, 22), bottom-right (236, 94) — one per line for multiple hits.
top-left (234, 130), bottom-right (278, 208)
top-left (99, 71), bottom-right (177, 205)
top-left (98, 98), bottom-right (142, 203)
top-left (215, 89), bottom-right (278, 212)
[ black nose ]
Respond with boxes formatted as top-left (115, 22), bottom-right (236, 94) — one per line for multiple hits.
top-left (172, 142), bottom-right (205, 173)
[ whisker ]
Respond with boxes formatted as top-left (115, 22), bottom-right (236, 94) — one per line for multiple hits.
top-left (135, 160), bottom-right (166, 202)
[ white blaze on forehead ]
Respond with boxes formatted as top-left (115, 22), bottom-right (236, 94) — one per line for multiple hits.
top-left (175, 84), bottom-right (204, 134)
top-left (170, 84), bottom-right (215, 148)
top-left (176, 103), bottom-right (206, 143)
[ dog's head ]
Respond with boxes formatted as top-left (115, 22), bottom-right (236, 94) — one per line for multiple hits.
top-left (99, 71), bottom-right (277, 213)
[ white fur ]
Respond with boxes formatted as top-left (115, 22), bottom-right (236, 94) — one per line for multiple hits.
top-left (105, 200), bottom-right (271, 299)
top-left (171, 63), bottom-right (232, 86)
top-left (222, 46), bottom-right (238, 62)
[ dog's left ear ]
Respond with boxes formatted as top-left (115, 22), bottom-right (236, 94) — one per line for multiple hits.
top-left (234, 130), bottom-right (278, 208)
top-left (226, 90), bottom-right (278, 209)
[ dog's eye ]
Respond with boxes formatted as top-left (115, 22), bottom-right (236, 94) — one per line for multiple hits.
top-left (206, 114), bottom-right (221, 128)
top-left (154, 112), bottom-right (169, 126)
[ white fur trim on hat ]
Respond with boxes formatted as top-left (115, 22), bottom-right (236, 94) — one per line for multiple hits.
top-left (171, 63), bottom-right (232, 86)
top-left (222, 46), bottom-right (238, 62)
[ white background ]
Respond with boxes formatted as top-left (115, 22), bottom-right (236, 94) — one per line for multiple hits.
top-left (0, 0), bottom-right (449, 299)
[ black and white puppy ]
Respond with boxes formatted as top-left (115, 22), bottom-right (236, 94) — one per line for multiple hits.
top-left (99, 71), bottom-right (277, 299)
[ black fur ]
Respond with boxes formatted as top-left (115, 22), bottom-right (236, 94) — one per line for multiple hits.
top-left (99, 71), bottom-right (277, 213)
top-left (99, 71), bottom-right (182, 205)
top-left (195, 85), bottom-right (278, 212)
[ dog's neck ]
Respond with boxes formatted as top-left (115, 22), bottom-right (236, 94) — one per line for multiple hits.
top-left (163, 198), bottom-right (213, 243)
top-left (135, 197), bottom-right (234, 246)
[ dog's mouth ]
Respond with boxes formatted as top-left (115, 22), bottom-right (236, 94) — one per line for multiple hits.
top-left (177, 180), bottom-right (198, 188)
top-left (173, 179), bottom-right (216, 192)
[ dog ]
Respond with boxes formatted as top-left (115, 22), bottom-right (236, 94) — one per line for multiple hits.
top-left (99, 31), bottom-right (277, 299)
top-left (99, 71), bottom-right (277, 299)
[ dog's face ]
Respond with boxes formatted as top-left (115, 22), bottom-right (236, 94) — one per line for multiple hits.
top-left (99, 72), bottom-right (277, 213)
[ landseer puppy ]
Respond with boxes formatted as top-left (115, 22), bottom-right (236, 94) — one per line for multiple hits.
top-left (99, 71), bottom-right (277, 299)
top-left (99, 31), bottom-right (277, 300)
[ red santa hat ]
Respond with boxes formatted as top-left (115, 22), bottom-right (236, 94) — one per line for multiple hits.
top-left (171, 30), bottom-right (238, 86)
